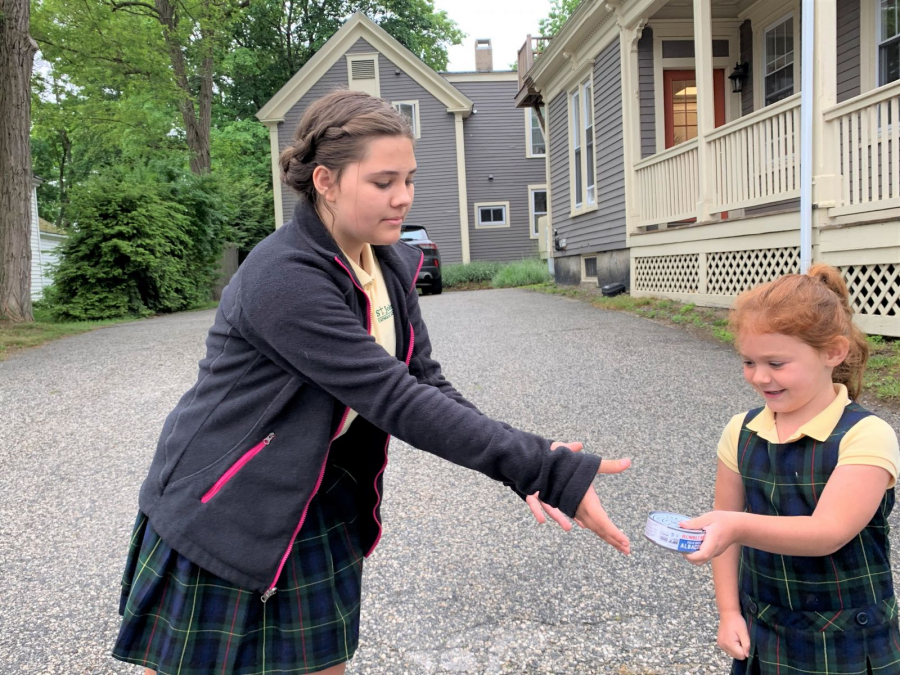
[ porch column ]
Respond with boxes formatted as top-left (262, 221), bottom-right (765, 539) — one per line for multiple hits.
top-left (692, 0), bottom-right (716, 223)
top-left (453, 111), bottom-right (471, 264)
top-left (811, 0), bottom-right (838, 212)
top-left (264, 120), bottom-right (285, 230)
top-left (616, 16), bottom-right (647, 237)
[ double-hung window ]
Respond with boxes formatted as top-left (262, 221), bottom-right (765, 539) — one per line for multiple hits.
top-left (529, 186), bottom-right (547, 238)
top-left (570, 76), bottom-right (596, 211)
top-left (880, 0), bottom-right (900, 85)
top-left (527, 107), bottom-right (546, 157)
top-left (763, 15), bottom-right (795, 106)
top-left (392, 101), bottom-right (420, 138)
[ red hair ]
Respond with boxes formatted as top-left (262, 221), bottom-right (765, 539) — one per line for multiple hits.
top-left (729, 263), bottom-right (869, 399)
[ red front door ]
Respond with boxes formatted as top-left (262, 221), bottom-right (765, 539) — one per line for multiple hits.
top-left (663, 69), bottom-right (726, 149)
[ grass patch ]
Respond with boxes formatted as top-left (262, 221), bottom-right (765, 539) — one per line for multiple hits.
top-left (0, 299), bottom-right (220, 361)
top-left (442, 261), bottom-right (505, 288)
top-left (530, 284), bottom-right (900, 408)
top-left (442, 259), bottom-right (551, 291)
top-left (491, 259), bottom-right (552, 288)
top-left (865, 335), bottom-right (900, 403)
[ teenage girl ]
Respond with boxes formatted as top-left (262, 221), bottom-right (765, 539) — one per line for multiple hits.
top-left (111, 89), bottom-right (631, 675)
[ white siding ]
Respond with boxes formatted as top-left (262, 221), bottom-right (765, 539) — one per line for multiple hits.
top-left (29, 186), bottom-right (44, 300)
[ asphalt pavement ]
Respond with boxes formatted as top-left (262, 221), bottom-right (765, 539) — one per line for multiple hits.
top-left (2, 288), bottom-right (899, 674)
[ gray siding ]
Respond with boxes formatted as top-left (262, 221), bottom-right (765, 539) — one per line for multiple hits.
top-left (837, 0), bottom-right (861, 103)
top-left (740, 20), bottom-right (754, 116)
top-left (638, 27), bottom-right (656, 159)
top-left (549, 40), bottom-right (626, 261)
top-left (379, 51), bottom-right (462, 263)
top-left (277, 38), bottom-right (463, 263)
top-left (549, 93), bottom-right (570, 250)
top-left (454, 80), bottom-right (544, 261)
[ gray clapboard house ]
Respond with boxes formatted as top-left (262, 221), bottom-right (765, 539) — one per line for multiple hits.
top-left (256, 12), bottom-right (548, 264)
top-left (515, 0), bottom-right (900, 337)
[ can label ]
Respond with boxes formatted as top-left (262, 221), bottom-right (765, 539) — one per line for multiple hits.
top-left (644, 511), bottom-right (705, 552)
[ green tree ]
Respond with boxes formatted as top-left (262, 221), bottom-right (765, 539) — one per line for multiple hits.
top-left (1, 0), bottom-right (38, 322)
top-left (538, 0), bottom-right (582, 36)
top-left (210, 120), bottom-right (274, 256)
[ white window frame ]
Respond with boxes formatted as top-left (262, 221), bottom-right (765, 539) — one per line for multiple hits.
top-left (392, 100), bottom-right (421, 139)
top-left (761, 13), bottom-right (796, 107)
top-left (474, 201), bottom-right (510, 229)
top-left (748, 1), bottom-right (800, 111)
top-left (346, 53), bottom-right (381, 98)
top-left (527, 184), bottom-right (547, 239)
top-left (877, 0), bottom-right (900, 86)
top-left (525, 107), bottom-right (546, 158)
top-left (568, 73), bottom-right (597, 216)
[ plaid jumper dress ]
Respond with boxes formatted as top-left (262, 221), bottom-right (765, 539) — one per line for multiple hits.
top-left (733, 403), bottom-right (900, 675)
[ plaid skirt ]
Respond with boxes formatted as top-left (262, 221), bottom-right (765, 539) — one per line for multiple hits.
top-left (112, 466), bottom-right (365, 675)
top-left (732, 593), bottom-right (900, 675)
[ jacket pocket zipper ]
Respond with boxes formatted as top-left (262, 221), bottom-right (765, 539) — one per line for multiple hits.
top-left (201, 433), bottom-right (275, 503)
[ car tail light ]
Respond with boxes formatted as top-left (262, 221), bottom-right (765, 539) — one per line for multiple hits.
top-left (434, 259), bottom-right (440, 267)
top-left (418, 243), bottom-right (438, 251)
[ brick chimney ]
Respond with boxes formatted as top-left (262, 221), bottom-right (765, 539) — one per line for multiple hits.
top-left (475, 39), bottom-right (493, 72)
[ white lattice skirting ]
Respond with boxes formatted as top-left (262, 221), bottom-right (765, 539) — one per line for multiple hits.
top-left (633, 249), bottom-right (900, 330)
top-left (842, 264), bottom-right (900, 317)
top-left (632, 254), bottom-right (700, 294)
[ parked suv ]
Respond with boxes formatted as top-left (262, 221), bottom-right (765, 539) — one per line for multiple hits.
top-left (400, 225), bottom-right (442, 295)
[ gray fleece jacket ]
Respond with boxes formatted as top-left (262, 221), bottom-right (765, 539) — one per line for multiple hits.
top-left (138, 200), bottom-right (602, 599)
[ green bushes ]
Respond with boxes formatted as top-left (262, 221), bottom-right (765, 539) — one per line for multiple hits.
top-left (441, 259), bottom-right (551, 290)
top-left (43, 168), bottom-right (230, 321)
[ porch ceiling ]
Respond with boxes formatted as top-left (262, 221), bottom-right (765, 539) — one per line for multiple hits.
top-left (646, 0), bottom-right (750, 21)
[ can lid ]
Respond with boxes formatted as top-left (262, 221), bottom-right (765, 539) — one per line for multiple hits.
top-left (648, 511), bottom-right (705, 534)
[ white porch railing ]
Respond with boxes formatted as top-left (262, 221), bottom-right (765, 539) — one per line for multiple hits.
top-left (634, 139), bottom-right (699, 228)
top-left (825, 80), bottom-right (900, 217)
top-left (708, 93), bottom-right (801, 212)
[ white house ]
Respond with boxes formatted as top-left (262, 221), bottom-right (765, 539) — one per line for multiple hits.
top-left (30, 176), bottom-right (67, 300)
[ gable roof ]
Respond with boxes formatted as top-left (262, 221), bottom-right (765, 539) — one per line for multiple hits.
top-left (256, 12), bottom-right (473, 122)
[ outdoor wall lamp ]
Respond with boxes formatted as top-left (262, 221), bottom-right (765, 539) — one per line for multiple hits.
top-left (728, 62), bottom-right (749, 94)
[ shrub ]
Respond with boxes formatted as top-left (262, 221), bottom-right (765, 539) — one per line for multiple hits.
top-left (44, 168), bottom-right (229, 321)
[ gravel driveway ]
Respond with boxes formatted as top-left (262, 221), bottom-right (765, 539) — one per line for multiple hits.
top-left (2, 288), bottom-right (899, 674)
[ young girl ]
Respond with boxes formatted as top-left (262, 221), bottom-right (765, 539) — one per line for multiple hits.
top-left (682, 264), bottom-right (900, 674)
top-left (111, 89), bottom-right (631, 675)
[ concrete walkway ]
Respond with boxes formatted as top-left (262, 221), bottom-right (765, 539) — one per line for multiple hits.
top-left (2, 289), bottom-right (898, 674)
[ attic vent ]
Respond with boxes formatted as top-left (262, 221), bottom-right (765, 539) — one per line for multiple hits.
top-left (351, 59), bottom-right (376, 80)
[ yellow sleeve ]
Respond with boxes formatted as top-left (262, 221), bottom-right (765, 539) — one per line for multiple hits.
top-left (717, 413), bottom-right (746, 475)
top-left (837, 416), bottom-right (900, 488)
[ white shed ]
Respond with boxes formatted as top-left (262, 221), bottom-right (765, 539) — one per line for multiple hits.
top-left (30, 177), bottom-right (67, 300)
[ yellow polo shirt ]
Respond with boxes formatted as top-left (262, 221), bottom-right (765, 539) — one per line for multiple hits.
top-left (717, 384), bottom-right (900, 487)
top-left (335, 244), bottom-right (396, 439)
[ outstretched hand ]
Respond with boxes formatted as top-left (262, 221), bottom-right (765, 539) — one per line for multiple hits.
top-left (525, 442), bottom-right (631, 555)
top-left (680, 511), bottom-right (741, 565)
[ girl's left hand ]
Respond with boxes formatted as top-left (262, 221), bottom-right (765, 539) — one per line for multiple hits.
top-left (681, 511), bottom-right (743, 565)
top-left (525, 442), bottom-right (586, 531)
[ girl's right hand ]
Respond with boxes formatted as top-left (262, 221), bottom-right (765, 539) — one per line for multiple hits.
top-left (718, 610), bottom-right (751, 660)
top-left (574, 458), bottom-right (632, 555)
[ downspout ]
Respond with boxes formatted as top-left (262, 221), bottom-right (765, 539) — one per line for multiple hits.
top-left (799, 0), bottom-right (814, 274)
